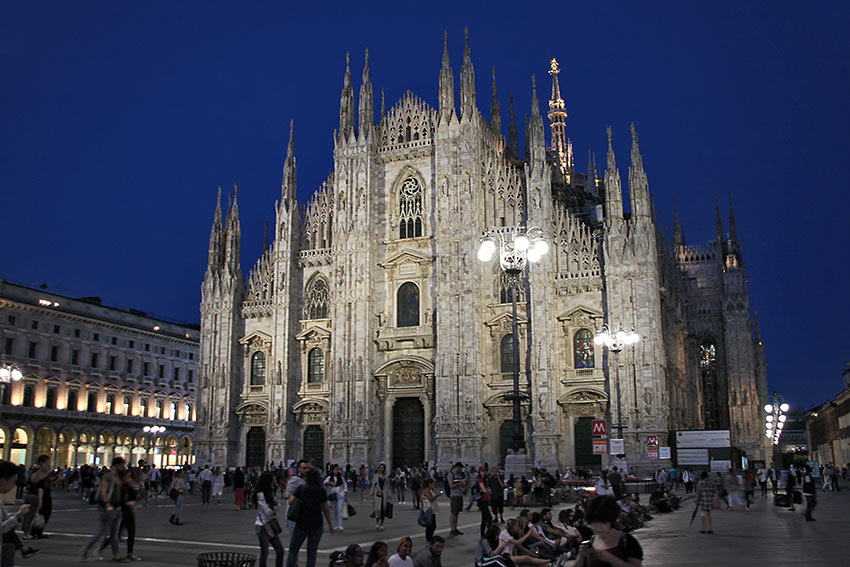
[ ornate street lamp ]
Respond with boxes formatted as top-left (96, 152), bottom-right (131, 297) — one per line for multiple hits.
top-left (0, 362), bottom-right (23, 409)
top-left (594, 324), bottom-right (639, 443)
top-left (764, 392), bottom-right (789, 447)
top-left (478, 226), bottom-right (548, 453)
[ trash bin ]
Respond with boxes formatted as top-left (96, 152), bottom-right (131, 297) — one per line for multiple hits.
top-left (197, 552), bottom-right (258, 567)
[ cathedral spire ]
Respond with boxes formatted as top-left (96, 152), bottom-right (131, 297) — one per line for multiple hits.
top-left (507, 93), bottom-right (519, 157)
top-left (460, 27), bottom-right (476, 120)
top-left (438, 31), bottom-right (455, 124)
top-left (263, 220), bottom-right (269, 253)
top-left (604, 126), bottom-right (623, 221)
top-left (728, 191), bottom-right (738, 243)
top-left (587, 149), bottom-right (598, 197)
top-left (207, 186), bottom-right (223, 271)
top-left (526, 75), bottom-right (546, 164)
top-left (339, 52), bottom-right (355, 140)
top-left (380, 88), bottom-right (385, 120)
top-left (490, 66), bottom-right (501, 134)
top-left (672, 199), bottom-right (683, 248)
top-left (628, 123), bottom-right (650, 219)
top-left (547, 58), bottom-right (571, 172)
top-left (224, 183), bottom-right (241, 276)
top-left (714, 193), bottom-right (724, 241)
top-left (281, 121), bottom-right (296, 210)
top-left (753, 309), bottom-right (761, 342)
top-left (358, 49), bottom-right (373, 138)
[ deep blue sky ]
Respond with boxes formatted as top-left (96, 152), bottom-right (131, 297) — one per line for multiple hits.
top-left (2, 1), bottom-right (848, 411)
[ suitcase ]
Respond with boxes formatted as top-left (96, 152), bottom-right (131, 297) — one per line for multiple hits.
top-left (774, 494), bottom-right (790, 507)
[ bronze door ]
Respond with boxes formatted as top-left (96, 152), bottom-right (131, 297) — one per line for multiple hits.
top-left (392, 398), bottom-right (424, 468)
top-left (303, 425), bottom-right (325, 470)
top-left (246, 427), bottom-right (266, 469)
top-left (574, 417), bottom-right (601, 468)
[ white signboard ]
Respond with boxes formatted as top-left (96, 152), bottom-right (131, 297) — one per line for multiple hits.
top-left (676, 430), bottom-right (731, 448)
top-left (609, 439), bottom-right (625, 454)
top-left (658, 446), bottom-right (671, 459)
top-left (710, 460), bottom-right (732, 472)
top-left (677, 448), bottom-right (710, 465)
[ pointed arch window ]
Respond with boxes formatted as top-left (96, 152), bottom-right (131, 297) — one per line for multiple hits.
top-left (307, 348), bottom-right (324, 383)
top-left (500, 334), bottom-right (514, 374)
top-left (497, 272), bottom-right (525, 304)
top-left (304, 277), bottom-right (329, 319)
top-left (573, 329), bottom-right (595, 369)
top-left (398, 177), bottom-right (423, 239)
top-left (700, 341), bottom-right (719, 429)
top-left (251, 352), bottom-right (266, 386)
top-left (397, 282), bottom-right (420, 327)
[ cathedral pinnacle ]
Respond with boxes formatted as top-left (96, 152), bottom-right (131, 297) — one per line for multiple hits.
top-left (207, 186), bottom-right (224, 271)
top-left (728, 191), bottom-right (738, 243)
top-left (628, 122), bottom-right (649, 219)
top-left (547, 57), bottom-right (571, 172)
top-left (491, 67), bottom-right (501, 134)
top-left (460, 27), bottom-right (476, 120)
top-left (508, 93), bottom-right (518, 157)
top-left (438, 31), bottom-right (455, 124)
top-left (358, 48), bottom-right (374, 137)
top-left (714, 193), bottom-right (724, 240)
top-left (339, 52), bottom-right (355, 140)
top-left (673, 199), bottom-right (683, 248)
top-left (604, 126), bottom-right (624, 221)
top-left (530, 74), bottom-right (540, 117)
top-left (526, 75), bottom-right (545, 164)
top-left (282, 121), bottom-right (297, 208)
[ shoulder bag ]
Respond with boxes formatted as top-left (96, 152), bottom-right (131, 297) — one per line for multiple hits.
top-left (264, 515), bottom-right (283, 538)
top-left (287, 496), bottom-right (303, 522)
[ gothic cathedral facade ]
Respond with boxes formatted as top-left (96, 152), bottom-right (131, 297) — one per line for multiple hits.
top-left (195, 33), bottom-right (768, 471)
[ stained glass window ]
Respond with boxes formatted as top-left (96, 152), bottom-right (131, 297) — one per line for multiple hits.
top-left (397, 282), bottom-right (420, 327)
top-left (574, 329), bottom-right (595, 369)
top-left (304, 277), bottom-right (329, 319)
top-left (500, 334), bottom-right (514, 373)
top-left (308, 348), bottom-right (324, 383)
top-left (399, 177), bottom-right (423, 239)
top-left (251, 352), bottom-right (266, 386)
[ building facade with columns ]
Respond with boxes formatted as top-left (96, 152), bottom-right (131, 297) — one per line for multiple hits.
top-left (0, 279), bottom-right (197, 468)
top-left (196, 34), bottom-right (767, 471)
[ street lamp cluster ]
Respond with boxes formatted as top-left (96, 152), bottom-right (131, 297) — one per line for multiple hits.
top-left (594, 325), bottom-right (640, 442)
top-left (478, 226), bottom-right (548, 455)
top-left (143, 425), bottom-right (167, 434)
top-left (764, 392), bottom-right (789, 446)
top-left (0, 363), bottom-right (23, 384)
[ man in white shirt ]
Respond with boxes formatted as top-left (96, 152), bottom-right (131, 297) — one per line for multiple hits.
top-left (198, 465), bottom-right (214, 504)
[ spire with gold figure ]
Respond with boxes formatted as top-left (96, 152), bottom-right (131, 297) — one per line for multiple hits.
top-left (547, 58), bottom-right (573, 174)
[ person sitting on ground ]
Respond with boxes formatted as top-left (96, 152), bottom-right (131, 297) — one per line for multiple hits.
top-left (526, 512), bottom-right (571, 560)
top-left (364, 541), bottom-right (389, 567)
top-left (573, 495), bottom-right (643, 567)
top-left (343, 544), bottom-right (366, 567)
top-left (388, 537), bottom-right (414, 567)
top-left (412, 536), bottom-right (443, 567)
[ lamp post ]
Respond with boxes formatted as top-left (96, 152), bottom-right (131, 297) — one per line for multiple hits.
top-left (143, 425), bottom-right (167, 467)
top-left (764, 392), bottom-right (789, 464)
top-left (478, 226), bottom-right (548, 453)
top-left (0, 362), bottom-right (23, 411)
top-left (593, 325), bottom-right (639, 443)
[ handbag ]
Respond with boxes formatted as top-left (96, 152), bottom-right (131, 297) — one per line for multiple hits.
top-left (169, 488), bottom-right (179, 501)
top-left (31, 513), bottom-right (45, 531)
top-left (263, 516), bottom-right (283, 538)
top-left (287, 497), bottom-right (303, 522)
top-left (347, 504), bottom-right (357, 517)
top-left (384, 502), bottom-right (394, 519)
top-left (417, 507), bottom-right (433, 527)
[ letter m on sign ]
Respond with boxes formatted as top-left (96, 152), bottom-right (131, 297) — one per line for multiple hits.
top-left (592, 420), bottom-right (606, 436)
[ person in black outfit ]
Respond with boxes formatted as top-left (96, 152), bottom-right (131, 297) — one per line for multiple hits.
top-left (285, 467), bottom-right (334, 567)
top-left (99, 469), bottom-right (140, 561)
top-left (487, 466), bottom-right (505, 523)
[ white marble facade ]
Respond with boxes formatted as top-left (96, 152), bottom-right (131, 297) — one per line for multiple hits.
top-left (195, 35), bottom-right (767, 471)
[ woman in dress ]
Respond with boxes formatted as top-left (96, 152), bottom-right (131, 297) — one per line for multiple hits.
top-left (574, 495), bottom-right (643, 567)
top-left (286, 467), bottom-right (334, 567)
top-left (324, 464), bottom-right (347, 532)
top-left (233, 467), bottom-right (246, 511)
top-left (421, 477), bottom-right (444, 544)
top-left (254, 472), bottom-right (285, 567)
top-left (370, 463), bottom-right (389, 531)
top-left (364, 541), bottom-right (388, 567)
top-left (595, 471), bottom-right (614, 497)
top-left (212, 466), bottom-right (225, 505)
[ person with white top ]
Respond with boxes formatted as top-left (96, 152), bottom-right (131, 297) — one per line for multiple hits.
top-left (324, 464), bottom-right (347, 531)
top-left (388, 537), bottom-right (414, 567)
top-left (255, 472), bottom-right (285, 567)
top-left (594, 471), bottom-right (614, 497)
top-left (212, 466), bottom-right (225, 504)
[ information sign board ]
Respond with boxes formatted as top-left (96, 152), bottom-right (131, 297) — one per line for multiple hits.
top-left (677, 448), bottom-right (709, 465)
top-left (592, 420), bottom-right (607, 436)
top-left (675, 430), bottom-right (731, 448)
top-left (593, 439), bottom-right (607, 454)
top-left (609, 439), bottom-right (625, 454)
top-left (658, 446), bottom-right (671, 459)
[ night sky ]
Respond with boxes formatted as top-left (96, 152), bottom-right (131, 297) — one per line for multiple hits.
top-left (2, 2), bottom-right (848, 412)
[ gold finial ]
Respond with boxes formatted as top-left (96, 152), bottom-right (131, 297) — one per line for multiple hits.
top-left (549, 58), bottom-right (560, 75)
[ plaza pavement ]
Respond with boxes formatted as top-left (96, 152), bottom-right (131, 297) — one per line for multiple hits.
top-left (13, 486), bottom-right (850, 566)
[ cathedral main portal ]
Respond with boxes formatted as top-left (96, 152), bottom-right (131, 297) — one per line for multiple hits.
top-left (392, 398), bottom-right (424, 468)
top-left (246, 427), bottom-right (265, 469)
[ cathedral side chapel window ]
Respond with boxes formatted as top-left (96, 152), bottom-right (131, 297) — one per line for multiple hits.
top-left (398, 177), bottom-right (423, 239)
top-left (397, 282), bottom-right (420, 327)
top-left (500, 334), bottom-right (514, 374)
top-left (251, 351), bottom-right (266, 386)
top-left (307, 348), bottom-right (324, 383)
top-left (574, 329), bottom-right (595, 369)
top-left (304, 277), bottom-right (329, 319)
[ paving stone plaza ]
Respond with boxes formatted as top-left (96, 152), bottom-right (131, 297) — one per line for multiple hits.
top-left (13, 485), bottom-right (850, 566)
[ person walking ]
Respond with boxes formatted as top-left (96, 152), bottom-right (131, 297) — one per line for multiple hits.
top-left (410, 467), bottom-right (423, 510)
top-left (370, 463), bottom-right (390, 531)
top-left (255, 472), bottom-right (285, 567)
top-left (785, 467), bottom-right (797, 512)
top-left (234, 467), bottom-right (246, 511)
top-left (447, 462), bottom-right (467, 536)
top-left (768, 464), bottom-right (778, 495)
top-left (80, 457), bottom-right (126, 561)
top-left (199, 465), bottom-right (213, 505)
top-left (99, 468), bottom-right (141, 561)
top-left (487, 465), bottom-right (505, 524)
top-left (0, 461), bottom-right (38, 566)
top-left (21, 455), bottom-right (54, 539)
top-left (284, 460), bottom-right (309, 535)
top-left (475, 468), bottom-right (492, 538)
top-left (285, 467), bottom-right (334, 567)
top-left (169, 469), bottom-right (188, 525)
top-left (696, 471), bottom-right (715, 535)
top-left (608, 467), bottom-right (623, 501)
top-left (757, 465), bottom-right (768, 497)
top-left (420, 478), bottom-right (443, 544)
top-left (211, 466), bottom-right (225, 504)
top-left (802, 465), bottom-right (816, 521)
top-left (324, 464), bottom-right (347, 532)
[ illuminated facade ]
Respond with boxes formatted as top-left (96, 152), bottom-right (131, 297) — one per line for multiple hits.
top-left (0, 279), bottom-right (197, 468)
top-left (197, 35), bottom-right (767, 470)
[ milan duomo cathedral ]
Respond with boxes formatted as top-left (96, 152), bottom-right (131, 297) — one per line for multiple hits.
top-left (195, 31), bottom-right (768, 472)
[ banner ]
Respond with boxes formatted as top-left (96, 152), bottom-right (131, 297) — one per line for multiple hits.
top-left (675, 430), bottom-right (731, 448)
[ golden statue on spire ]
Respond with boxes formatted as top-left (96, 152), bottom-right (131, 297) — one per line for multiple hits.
top-left (549, 57), bottom-right (560, 75)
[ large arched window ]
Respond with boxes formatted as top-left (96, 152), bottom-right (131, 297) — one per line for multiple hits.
top-left (251, 352), bottom-right (266, 386)
top-left (307, 348), bottom-right (324, 383)
top-left (397, 282), bottom-right (420, 327)
top-left (398, 177), bottom-right (423, 239)
top-left (573, 329), bottom-right (595, 369)
top-left (304, 277), bottom-right (329, 320)
top-left (500, 334), bottom-right (514, 374)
